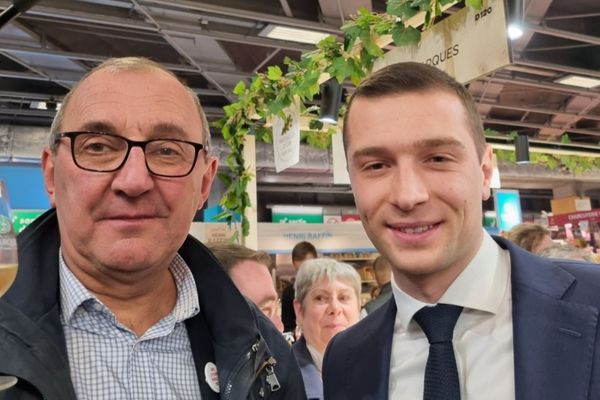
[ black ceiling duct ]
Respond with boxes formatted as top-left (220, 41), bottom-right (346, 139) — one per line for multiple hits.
top-left (0, 0), bottom-right (40, 30)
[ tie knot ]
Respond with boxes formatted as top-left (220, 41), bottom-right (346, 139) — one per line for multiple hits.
top-left (413, 304), bottom-right (463, 344)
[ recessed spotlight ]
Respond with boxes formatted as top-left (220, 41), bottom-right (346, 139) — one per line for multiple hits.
top-left (259, 24), bottom-right (331, 45)
top-left (555, 75), bottom-right (600, 89)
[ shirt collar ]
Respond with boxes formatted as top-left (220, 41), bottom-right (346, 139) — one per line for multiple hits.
top-left (59, 251), bottom-right (95, 323)
top-left (305, 342), bottom-right (324, 375)
top-left (59, 250), bottom-right (200, 324)
top-left (392, 230), bottom-right (510, 330)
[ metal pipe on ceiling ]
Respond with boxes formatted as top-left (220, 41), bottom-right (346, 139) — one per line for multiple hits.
top-left (0, 0), bottom-right (39, 29)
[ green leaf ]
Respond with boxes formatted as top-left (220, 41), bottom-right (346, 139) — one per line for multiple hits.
top-left (410, 0), bottom-right (430, 10)
top-left (316, 35), bottom-right (338, 50)
top-left (242, 218), bottom-right (250, 237)
top-left (230, 230), bottom-right (240, 244)
top-left (233, 80), bottom-right (246, 96)
top-left (561, 134), bottom-right (572, 144)
top-left (309, 119), bottom-right (324, 130)
top-left (391, 24), bottom-right (421, 46)
top-left (546, 156), bottom-right (558, 170)
top-left (465, 0), bottom-right (484, 10)
top-left (217, 171), bottom-right (232, 187)
top-left (387, 0), bottom-right (419, 20)
top-left (328, 56), bottom-right (355, 84)
top-left (360, 31), bottom-right (384, 58)
top-left (267, 66), bottom-right (283, 81)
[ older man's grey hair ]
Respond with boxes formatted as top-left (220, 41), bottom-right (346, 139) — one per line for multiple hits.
top-left (294, 258), bottom-right (362, 308)
top-left (49, 56), bottom-right (211, 153)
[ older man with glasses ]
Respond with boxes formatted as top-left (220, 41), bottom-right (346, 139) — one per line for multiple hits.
top-left (0, 57), bottom-right (306, 400)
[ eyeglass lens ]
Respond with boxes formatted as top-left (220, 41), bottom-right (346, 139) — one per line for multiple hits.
top-left (72, 133), bottom-right (199, 177)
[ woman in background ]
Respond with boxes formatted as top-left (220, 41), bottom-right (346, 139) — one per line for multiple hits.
top-left (505, 223), bottom-right (554, 254)
top-left (292, 258), bottom-right (361, 400)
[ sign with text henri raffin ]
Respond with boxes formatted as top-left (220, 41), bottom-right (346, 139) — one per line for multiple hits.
top-left (373, 0), bottom-right (511, 84)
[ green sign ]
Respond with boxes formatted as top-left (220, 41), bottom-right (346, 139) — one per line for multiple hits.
top-left (272, 213), bottom-right (323, 224)
top-left (12, 210), bottom-right (45, 233)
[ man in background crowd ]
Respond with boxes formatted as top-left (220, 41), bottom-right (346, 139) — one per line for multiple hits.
top-left (362, 255), bottom-right (392, 316)
top-left (281, 241), bottom-right (317, 334)
top-left (0, 56), bottom-right (305, 399)
top-left (323, 61), bottom-right (600, 400)
top-left (209, 242), bottom-right (284, 332)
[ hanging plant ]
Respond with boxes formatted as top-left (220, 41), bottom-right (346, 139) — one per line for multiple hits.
top-left (216, 0), bottom-right (485, 238)
top-left (489, 129), bottom-right (600, 175)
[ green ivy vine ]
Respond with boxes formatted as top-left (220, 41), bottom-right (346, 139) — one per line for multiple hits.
top-left (216, 0), bottom-right (485, 238)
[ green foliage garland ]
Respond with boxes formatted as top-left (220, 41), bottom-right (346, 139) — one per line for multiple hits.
top-left (494, 149), bottom-right (600, 175)
top-left (215, 0), bottom-right (484, 238)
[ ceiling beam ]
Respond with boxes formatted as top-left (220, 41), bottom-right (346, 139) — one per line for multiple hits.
top-left (279, 0), bottom-right (293, 17)
top-left (526, 23), bottom-right (600, 46)
top-left (130, 0), bottom-right (232, 99)
top-left (479, 100), bottom-right (600, 122)
top-left (0, 40), bottom-right (244, 75)
top-left (514, 58), bottom-right (600, 79)
top-left (138, 0), bottom-right (341, 34)
top-left (483, 117), bottom-right (600, 137)
top-left (482, 76), bottom-right (600, 98)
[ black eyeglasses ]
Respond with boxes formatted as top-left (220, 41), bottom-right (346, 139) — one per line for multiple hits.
top-left (53, 131), bottom-right (207, 177)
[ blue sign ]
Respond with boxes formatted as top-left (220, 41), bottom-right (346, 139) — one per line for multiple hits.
top-left (494, 189), bottom-right (523, 232)
top-left (0, 165), bottom-right (50, 210)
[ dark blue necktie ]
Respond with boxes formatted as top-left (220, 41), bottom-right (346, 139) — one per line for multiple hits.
top-left (413, 304), bottom-right (463, 400)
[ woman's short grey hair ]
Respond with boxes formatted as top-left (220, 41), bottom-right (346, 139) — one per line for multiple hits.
top-left (49, 56), bottom-right (210, 152)
top-left (294, 258), bottom-right (362, 308)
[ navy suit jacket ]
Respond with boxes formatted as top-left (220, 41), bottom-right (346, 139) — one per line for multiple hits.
top-left (323, 236), bottom-right (600, 400)
top-left (293, 337), bottom-right (323, 400)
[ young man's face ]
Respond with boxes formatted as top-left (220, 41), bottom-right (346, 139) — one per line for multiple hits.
top-left (345, 90), bottom-right (493, 301)
top-left (43, 68), bottom-right (217, 277)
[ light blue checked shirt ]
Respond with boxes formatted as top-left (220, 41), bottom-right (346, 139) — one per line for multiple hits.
top-left (59, 252), bottom-right (203, 400)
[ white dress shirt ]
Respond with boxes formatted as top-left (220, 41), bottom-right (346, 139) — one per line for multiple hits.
top-left (389, 231), bottom-right (515, 399)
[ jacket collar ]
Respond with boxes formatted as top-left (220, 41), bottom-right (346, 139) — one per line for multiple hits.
top-left (293, 337), bottom-right (323, 400)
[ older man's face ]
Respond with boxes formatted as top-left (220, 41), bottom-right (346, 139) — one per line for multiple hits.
top-left (42, 68), bottom-right (217, 277)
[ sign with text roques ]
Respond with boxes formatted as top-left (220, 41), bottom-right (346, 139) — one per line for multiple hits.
top-left (374, 0), bottom-right (511, 84)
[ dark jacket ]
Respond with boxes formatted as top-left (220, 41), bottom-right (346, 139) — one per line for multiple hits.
top-left (292, 337), bottom-right (322, 400)
top-left (324, 236), bottom-right (600, 400)
top-left (281, 283), bottom-right (296, 333)
top-left (362, 282), bottom-right (392, 315)
top-left (0, 209), bottom-right (306, 400)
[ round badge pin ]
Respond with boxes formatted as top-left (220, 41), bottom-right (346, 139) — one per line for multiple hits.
top-left (204, 362), bottom-right (220, 393)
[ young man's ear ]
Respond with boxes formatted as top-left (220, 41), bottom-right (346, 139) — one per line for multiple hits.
top-left (480, 145), bottom-right (494, 201)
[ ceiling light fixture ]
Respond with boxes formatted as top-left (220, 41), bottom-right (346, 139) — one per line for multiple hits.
top-left (319, 78), bottom-right (343, 124)
top-left (555, 74), bottom-right (600, 89)
top-left (515, 134), bottom-right (530, 164)
top-left (259, 24), bottom-right (331, 45)
top-left (507, 0), bottom-right (524, 40)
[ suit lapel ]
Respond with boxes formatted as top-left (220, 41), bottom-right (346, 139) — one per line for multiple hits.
top-left (346, 298), bottom-right (396, 399)
top-left (499, 237), bottom-right (599, 400)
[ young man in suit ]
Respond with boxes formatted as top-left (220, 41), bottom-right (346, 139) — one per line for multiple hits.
top-left (323, 61), bottom-right (600, 400)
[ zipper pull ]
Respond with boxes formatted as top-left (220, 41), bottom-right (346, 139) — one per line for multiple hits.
top-left (264, 358), bottom-right (280, 392)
